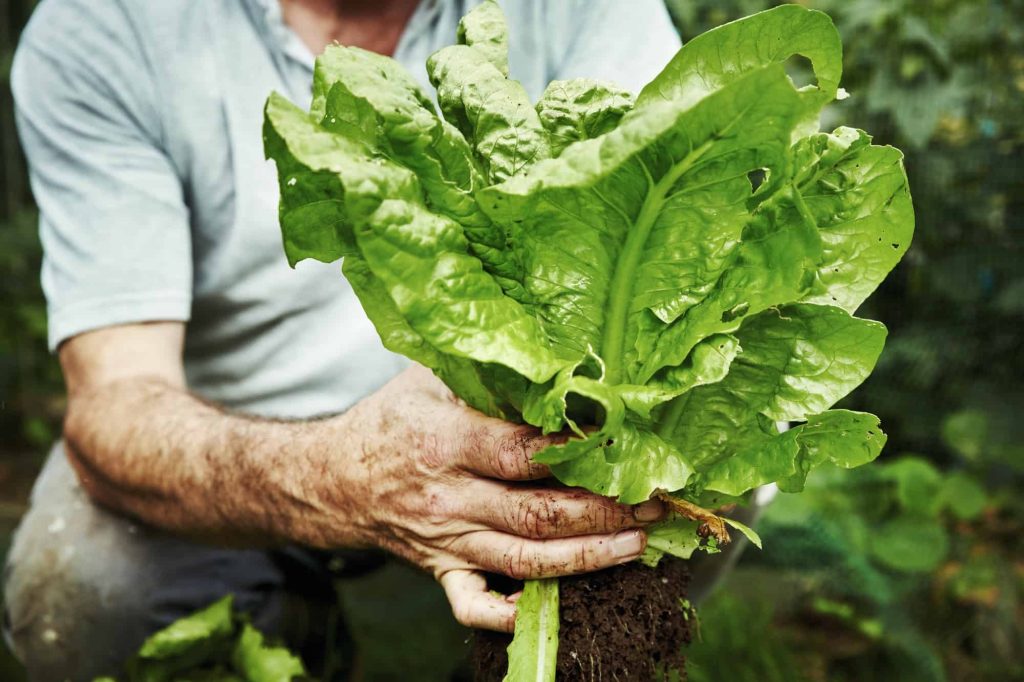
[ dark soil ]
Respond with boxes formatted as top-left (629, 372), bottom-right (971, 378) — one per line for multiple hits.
top-left (472, 558), bottom-right (692, 681)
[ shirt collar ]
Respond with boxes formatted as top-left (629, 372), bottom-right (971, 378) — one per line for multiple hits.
top-left (243, 0), bottom-right (447, 73)
top-left (243, 0), bottom-right (448, 70)
top-left (243, 0), bottom-right (315, 72)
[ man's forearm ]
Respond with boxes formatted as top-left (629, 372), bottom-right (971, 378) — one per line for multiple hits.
top-left (63, 377), bottom-right (365, 548)
top-left (58, 330), bottom-right (658, 631)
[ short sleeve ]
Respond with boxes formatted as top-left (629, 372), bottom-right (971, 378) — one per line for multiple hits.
top-left (548, 0), bottom-right (682, 93)
top-left (13, 0), bottom-right (192, 350)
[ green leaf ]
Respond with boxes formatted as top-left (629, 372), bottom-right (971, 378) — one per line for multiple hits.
top-left (312, 47), bottom-right (526, 297)
top-left (264, 91), bottom-right (566, 385)
top-left (537, 420), bottom-right (693, 504)
top-left (504, 579), bottom-right (559, 682)
top-left (724, 517), bottom-right (763, 549)
top-left (940, 472), bottom-right (988, 520)
top-left (454, 0), bottom-right (509, 76)
top-left (521, 351), bottom-right (624, 436)
top-left (661, 304), bottom-right (887, 477)
top-left (355, 199), bottom-right (566, 384)
top-left (636, 4), bottom-right (842, 115)
top-left (342, 256), bottom-right (513, 417)
top-left (263, 93), bottom-right (356, 268)
top-left (231, 624), bottom-right (307, 682)
top-left (109, 598), bottom-right (312, 682)
top-left (125, 596), bottom-right (237, 682)
top-left (137, 596), bottom-right (234, 660)
top-left (312, 50), bottom-right (484, 229)
top-left (941, 409), bottom-right (988, 461)
top-left (480, 64), bottom-right (804, 384)
top-left (793, 127), bottom-right (915, 313)
top-left (870, 516), bottom-right (950, 573)
top-left (638, 188), bottom-right (824, 383)
top-left (535, 79), bottom-right (634, 156)
top-left (318, 81), bottom-right (380, 147)
top-left (427, 3), bottom-right (550, 184)
top-left (620, 334), bottom-right (740, 419)
top-left (865, 65), bottom-right (967, 149)
top-left (732, 304), bottom-right (887, 422)
top-left (523, 333), bottom-right (740, 442)
top-left (644, 517), bottom-right (719, 563)
top-left (702, 410), bottom-right (887, 496)
top-left (883, 456), bottom-right (943, 516)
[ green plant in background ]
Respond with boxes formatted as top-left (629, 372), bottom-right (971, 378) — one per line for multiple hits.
top-left (93, 596), bottom-right (308, 682)
top-left (666, 2), bottom-right (1022, 680)
top-left (1, 0), bottom-right (62, 453)
top-left (2, 3), bottom-right (61, 679)
top-left (664, 1), bottom-right (1023, 680)
top-left (688, 458), bottom-right (1021, 682)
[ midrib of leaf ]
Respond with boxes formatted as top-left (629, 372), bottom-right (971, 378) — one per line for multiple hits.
top-left (533, 580), bottom-right (554, 679)
top-left (504, 578), bottom-right (559, 682)
top-left (600, 139), bottom-right (715, 384)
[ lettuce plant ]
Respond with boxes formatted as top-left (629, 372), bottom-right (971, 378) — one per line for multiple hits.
top-left (264, 2), bottom-right (912, 678)
top-left (96, 596), bottom-right (308, 681)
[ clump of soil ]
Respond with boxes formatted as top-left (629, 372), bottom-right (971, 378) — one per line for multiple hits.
top-left (472, 558), bottom-right (692, 681)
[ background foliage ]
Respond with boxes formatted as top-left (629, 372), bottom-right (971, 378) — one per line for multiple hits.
top-left (1, 0), bottom-right (1021, 680)
top-left (1, 0), bottom-right (60, 454)
top-left (667, 1), bottom-right (1024, 680)
top-left (1, 0), bottom-right (56, 678)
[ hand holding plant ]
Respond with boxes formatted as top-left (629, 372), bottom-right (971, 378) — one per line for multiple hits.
top-left (334, 365), bottom-right (659, 633)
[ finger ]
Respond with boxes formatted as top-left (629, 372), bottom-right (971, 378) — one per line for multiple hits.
top-left (470, 482), bottom-right (666, 539)
top-left (458, 420), bottom-right (561, 481)
top-left (455, 528), bottom-right (648, 580)
top-left (439, 569), bottom-right (517, 633)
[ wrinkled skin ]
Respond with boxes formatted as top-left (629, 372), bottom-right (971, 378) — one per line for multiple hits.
top-left (60, 324), bottom-right (663, 635)
top-left (335, 365), bottom-right (664, 631)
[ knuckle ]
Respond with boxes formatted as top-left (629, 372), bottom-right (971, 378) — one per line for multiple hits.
top-left (501, 543), bottom-right (532, 580)
top-left (423, 485), bottom-right (451, 523)
top-left (576, 541), bottom-right (596, 572)
top-left (451, 601), bottom-right (475, 628)
top-left (494, 428), bottom-right (536, 479)
top-left (462, 426), bottom-right (488, 458)
top-left (594, 499), bottom-right (629, 532)
top-left (417, 433), bottom-right (448, 470)
top-left (495, 448), bottom-right (526, 482)
top-left (507, 495), bottom-right (551, 539)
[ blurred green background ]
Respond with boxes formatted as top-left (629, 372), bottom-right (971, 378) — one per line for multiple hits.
top-left (1, 0), bottom-right (1021, 680)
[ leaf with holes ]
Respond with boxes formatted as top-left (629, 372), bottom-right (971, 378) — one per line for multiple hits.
top-left (265, 0), bottom-right (910, 507)
top-left (264, 4), bottom-right (912, 676)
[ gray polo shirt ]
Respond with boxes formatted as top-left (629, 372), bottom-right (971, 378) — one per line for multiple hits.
top-left (13, 0), bottom-right (681, 419)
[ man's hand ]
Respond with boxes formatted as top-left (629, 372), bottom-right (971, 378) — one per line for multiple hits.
top-left (325, 365), bottom-right (664, 632)
top-left (60, 324), bottom-right (663, 634)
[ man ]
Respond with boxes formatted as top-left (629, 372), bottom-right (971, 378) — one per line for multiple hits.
top-left (3, 0), bottom-right (699, 679)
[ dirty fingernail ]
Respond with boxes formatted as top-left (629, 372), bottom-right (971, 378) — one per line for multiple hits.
top-left (612, 529), bottom-right (645, 559)
top-left (632, 500), bottom-right (665, 522)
